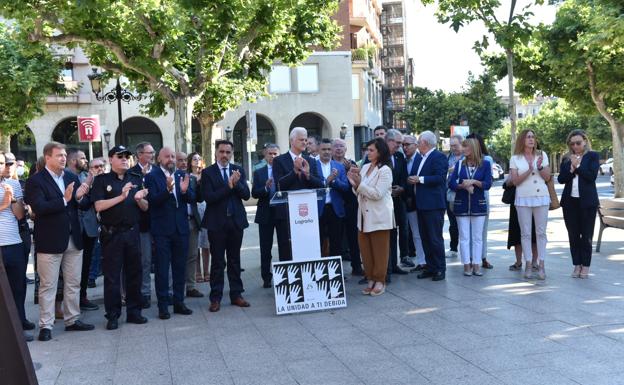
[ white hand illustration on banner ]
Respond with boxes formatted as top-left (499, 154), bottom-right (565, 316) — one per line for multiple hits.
top-left (301, 263), bottom-right (316, 299)
top-left (315, 281), bottom-right (330, 300)
top-left (314, 262), bottom-right (327, 281)
top-left (287, 265), bottom-right (300, 284)
top-left (273, 266), bottom-right (287, 286)
top-left (328, 261), bottom-right (340, 280)
top-left (330, 280), bottom-right (343, 298)
top-left (275, 285), bottom-right (289, 308)
top-left (288, 285), bottom-right (302, 304)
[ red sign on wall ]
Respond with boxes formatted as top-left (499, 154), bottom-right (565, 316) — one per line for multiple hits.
top-left (77, 115), bottom-right (101, 142)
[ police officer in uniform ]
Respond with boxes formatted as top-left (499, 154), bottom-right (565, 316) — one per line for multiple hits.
top-left (91, 146), bottom-right (149, 330)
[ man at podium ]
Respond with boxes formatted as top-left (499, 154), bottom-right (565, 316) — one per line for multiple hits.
top-left (272, 127), bottom-right (323, 261)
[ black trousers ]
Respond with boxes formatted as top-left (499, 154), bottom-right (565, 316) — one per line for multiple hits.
top-left (388, 198), bottom-right (408, 274)
top-left (208, 217), bottom-right (244, 302)
top-left (258, 220), bottom-right (277, 282)
top-left (320, 204), bottom-right (344, 257)
top-left (343, 209), bottom-right (362, 271)
top-left (446, 201), bottom-right (459, 252)
top-left (2, 243), bottom-right (26, 323)
top-left (562, 198), bottom-right (597, 267)
top-left (101, 227), bottom-right (142, 320)
top-left (80, 232), bottom-right (96, 301)
top-left (418, 209), bottom-right (446, 273)
top-left (275, 219), bottom-right (292, 261)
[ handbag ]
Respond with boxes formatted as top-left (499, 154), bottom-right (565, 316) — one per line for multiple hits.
top-left (502, 181), bottom-right (515, 204)
top-left (546, 175), bottom-right (560, 210)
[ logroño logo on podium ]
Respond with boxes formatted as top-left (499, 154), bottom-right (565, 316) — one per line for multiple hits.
top-left (298, 203), bottom-right (308, 217)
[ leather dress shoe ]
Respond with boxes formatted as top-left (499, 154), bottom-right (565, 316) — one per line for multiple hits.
top-left (38, 328), bottom-right (52, 341)
top-left (142, 296), bottom-right (151, 309)
top-left (186, 288), bottom-right (204, 298)
top-left (24, 332), bottom-right (34, 342)
top-left (80, 299), bottom-right (99, 311)
top-left (159, 311), bottom-right (171, 320)
top-left (410, 264), bottom-right (425, 272)
top-left (87, 279), bottom-right (96, 288)
top-left (22, 319), bottom-right (35, 331)
top-left (432, 272), bottom-right (446, 281)
top-left (262, 280), bottom-right (272, 289)
top-left (127, 315), bottom-right (148, 324)
top-left (417, 270), bottom-right (434, 279)
top-left (173, 303), bottom-right (193, 315)
top-left (231, 297), bottom-right (250, 307)
top-left (106, 318), bottom-right (119, 330)
top-left (65, 320), bottom-right (95, 331)
top-left (392, 267), bottom-right (408, 275)
top-left (209, 301), bottom-right (221, 312)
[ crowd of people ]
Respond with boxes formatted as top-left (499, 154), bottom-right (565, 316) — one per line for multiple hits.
top-left (0, 124), bottom-right (601, 342)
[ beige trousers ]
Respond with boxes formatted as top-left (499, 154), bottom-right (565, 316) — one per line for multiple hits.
top-left (37, 238), bottom-right (83, 329)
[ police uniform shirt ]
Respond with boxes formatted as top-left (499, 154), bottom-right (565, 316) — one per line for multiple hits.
top-left (91, 170), bottom-right (143, 227)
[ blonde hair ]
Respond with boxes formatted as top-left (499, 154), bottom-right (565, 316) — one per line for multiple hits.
top-left (514, 129), bottom-right (539, 155)
top-left (462, 138), bottom-right (483, 167)
top-left (565, 129), bottom-right (591, 159)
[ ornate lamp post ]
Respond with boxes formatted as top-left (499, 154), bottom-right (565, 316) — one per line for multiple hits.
top-left (224, 125), bottom-right (233, 141)
top-left (103, 130), bottom-right (111, 153)
top-left (340, 123), bottom-right (348, 140)
top-left (87, 68), bottom-right (143, 146)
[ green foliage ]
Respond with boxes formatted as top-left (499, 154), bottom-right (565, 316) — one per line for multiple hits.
top-left (0, 22), bottom-right (63, 134)
top-left (400, 72), bottom-right (507, 138)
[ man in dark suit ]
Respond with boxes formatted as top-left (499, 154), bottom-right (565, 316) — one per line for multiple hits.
top-left (385, 129), bottom-right (409, 282)
top-left (252, 143), bottom-right (280, 288)
top-left (271, 127), bottom-right (323, 261)
top-left (202, 140), bottom-right (251, 312)
top-left (144, 147), bottom-right (194, 319)
top-left (408, 131), bottom-right (449, 281)
top-left (402, 135), bottom-right (426, 271)
top-left (24, 141), bottom-right (94, 341)
top-left (316, 139), bottom-right (349, 257)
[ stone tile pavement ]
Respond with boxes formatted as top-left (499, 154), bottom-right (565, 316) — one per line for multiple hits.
top-left (26, 177), bottom-right (624, 384)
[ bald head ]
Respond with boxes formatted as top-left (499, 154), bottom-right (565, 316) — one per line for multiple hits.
top-left (158, 147), bottom-right (176, 172)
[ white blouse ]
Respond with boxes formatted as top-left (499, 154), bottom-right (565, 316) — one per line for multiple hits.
top-left (509, 152), bottom-right (551, 207)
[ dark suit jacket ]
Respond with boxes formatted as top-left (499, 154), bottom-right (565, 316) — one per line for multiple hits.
top-left (201, 163), bottom-right (250, 231)
top-left (404, 153), bottom-right (423, 212)
top-left (144, 166), bottom-right (193, 236)
top-left (272, 152), bottom-right (323, 220)
top-left (25, 169), bottom-right (89, 253)
top-left (316, 159), bottom-right (349, 218)
top-left (188, 175), bottom-right (202, 227)
top-left (412, 149), bottom-right (448, 211)
top-left (130, 163), bottom-right (151, 232)
top-left (252, 165), bottom-right (275, 225)
top-left (557, 150), bottom-right (600, 209)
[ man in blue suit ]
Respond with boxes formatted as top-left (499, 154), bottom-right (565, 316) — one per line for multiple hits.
top-left (272, 127), bottom-right (324, 261)
top-left (202, 140), bottom-right (251, 312)
top-left (144, 147), bottom-right (194, 319)
top-left (407, 131), bottom-right (448, 281)
top-left (316, 139), bottom-right (349, 257)
top-left (402, 135), bottom-right (426, 271)
top-left (252, 143), bottom-right (280, 288)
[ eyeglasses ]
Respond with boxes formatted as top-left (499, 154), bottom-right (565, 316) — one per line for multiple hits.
top-left (91, 164), bottom-right (104, 169)
top-left (4, 162), bottom-right (13, 166)
top-left (139, 151), bottom-right (155, 155)
top-left (402, 142), bottom-right (415, 147)
top-left (570, 140), bottom-right (584, 146)
top-left (116, 154), bottom-right (131, 159)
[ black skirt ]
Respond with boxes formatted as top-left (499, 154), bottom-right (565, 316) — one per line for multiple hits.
top-left (507, 203), bottom-right (537, 249)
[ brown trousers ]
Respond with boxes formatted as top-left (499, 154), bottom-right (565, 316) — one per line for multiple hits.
top-left (358, 230), bottom-right (390, 283)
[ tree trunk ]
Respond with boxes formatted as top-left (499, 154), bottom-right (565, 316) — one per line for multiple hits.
top-left (506, 48), bottom-right (517, 157)
top-left (172, 96), bottom-right (194, 153)
top-left (609, 120), bottom-right (624, 198)
top-left (198, 112), bottom-right (215, 164)
top-left (0, 132), bottom-right (10, 152)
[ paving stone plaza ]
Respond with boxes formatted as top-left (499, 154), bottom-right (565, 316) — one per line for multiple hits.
top-left (28, 177), bottom-right (624, 385)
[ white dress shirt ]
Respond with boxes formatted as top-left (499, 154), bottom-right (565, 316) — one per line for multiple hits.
top-left (319, 160), bottom-right (332, 204)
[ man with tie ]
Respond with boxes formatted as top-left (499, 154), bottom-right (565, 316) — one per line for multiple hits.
top-left (202, 140), bottom-right (251, 312)
top-left (385, 129), bottom-right (409, 282)
top-left (252, 143), bottom-right (280, 288)
top-left (317, 138), bottom-right (349, 257)
top-left (271, 127), bottom-right (324, 261)
top-left (408, 131), bottom-right (449, 281)
top-left (402, 135), bottom-right (426, 271)
top-left (25, 141), bottom-right (94, 341)
top-left (144, 147), bottom-right (194, 319)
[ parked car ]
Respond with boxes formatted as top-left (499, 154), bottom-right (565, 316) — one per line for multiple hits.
top-left (491, 163), bottom-right (504, 180)
top-left (600, 158), bottom-right (613, 175)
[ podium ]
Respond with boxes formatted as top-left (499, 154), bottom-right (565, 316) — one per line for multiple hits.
top-left (269, 188), bottom-right (347, 315)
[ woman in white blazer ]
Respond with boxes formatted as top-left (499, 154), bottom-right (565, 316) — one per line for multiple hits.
top-left (348, 138), bottom-right (395, 296)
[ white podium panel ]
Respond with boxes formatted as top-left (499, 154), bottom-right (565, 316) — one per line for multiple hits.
top-left (287, 190), bottom-right (321, 261)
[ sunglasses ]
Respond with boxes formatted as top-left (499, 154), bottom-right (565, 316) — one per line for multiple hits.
top-left (116, 154), bottom-right (131, 159)
top-left (4, 162), bottom-right (14, 166)
top-left (570, 140), bottom-right (584, 146)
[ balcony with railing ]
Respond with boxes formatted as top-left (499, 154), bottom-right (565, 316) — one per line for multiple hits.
top-left (382, 57), bottom-right (405, 69)
top-left (350, 0), bottom-right (382, 40)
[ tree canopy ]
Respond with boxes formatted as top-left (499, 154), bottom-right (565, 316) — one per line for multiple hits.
top-left (0, 0), bottom-right (341, 155)
top-left (0, 22), bottom-right (63, 138)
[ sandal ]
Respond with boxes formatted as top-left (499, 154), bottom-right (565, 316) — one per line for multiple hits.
top-left (482, 260), bottom-right (494, 269)
top-left (509, 262), bottom-right (523, 271)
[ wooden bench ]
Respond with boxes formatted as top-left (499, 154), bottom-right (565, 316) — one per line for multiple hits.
top-left (596, 198), bottom-right (624, 252)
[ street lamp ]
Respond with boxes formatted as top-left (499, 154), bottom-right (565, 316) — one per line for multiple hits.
top-left (87, 68), bottom-right (143, 146)
top-left (224, 125), bottom-right (233, 141)
top-left (340, 123), bottom-right (348, 140)
top-left (103, 130), bottom-right (111, 153)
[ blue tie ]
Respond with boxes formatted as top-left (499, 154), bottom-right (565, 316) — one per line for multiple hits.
top-left (222, 167), bottom-right (234, 216)
top-left (268, 168), bottom-right (275, 194)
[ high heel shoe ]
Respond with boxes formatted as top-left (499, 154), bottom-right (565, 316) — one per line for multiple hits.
top-left (370, 281), bottom-right (385, 296)
top-left (362, 280), bottom-right (374, 295)
top-left (571, 266), bottom-right (581, 278)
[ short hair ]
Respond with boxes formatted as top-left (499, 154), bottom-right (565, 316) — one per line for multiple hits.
top-left (309, 135), bottom-right (321, 145)
top-left (264, 143), bottom-right (280, 151)
top-left (466, 133), bottom-right (489, 155)
top-left (320, 138), bottom-right (332, 145)
top-left (290, 126), bottom-right (307, 140)
top-left (450, 134), bottom-right (464, 144)
top-left (43, 141), bottom-right (66, 157)
top-left (365, 137), bottom-right (391, 168)
top-left (373, 125), bottom-right (388, 133)
top-left (89, 158), bottom-right (104, 167)
top-left (215, 139), bottom-right (234, 150)
top-left (386, 129), bottom-right (403, 141)
top-left (419, 131), bottom-right (437, 147)
top-left (403, 135), bottom-right (417, 144)
top-left (136, 142), bottom-right (152, 152)
top-left (66, 148), bottom-right (83, 162)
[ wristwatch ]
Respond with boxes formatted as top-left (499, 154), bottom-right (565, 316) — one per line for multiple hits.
top-left (537, 166), bottom-right (544, 171)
